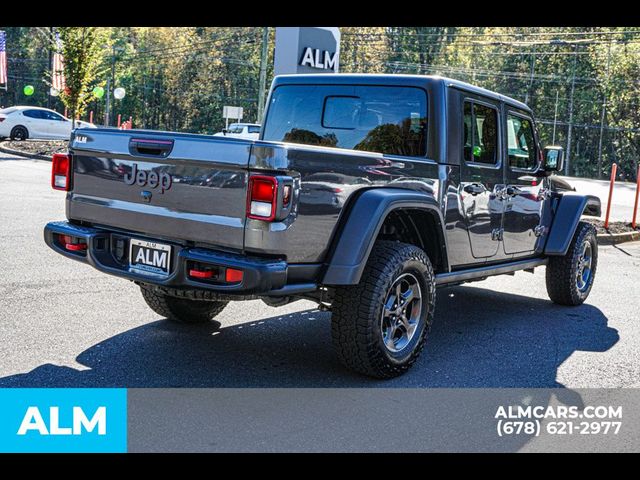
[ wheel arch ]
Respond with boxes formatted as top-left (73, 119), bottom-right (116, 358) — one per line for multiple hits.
top-left (544, 193), bottom-right (601, 256)
top-left (322, 188), bottom-right (448, 285)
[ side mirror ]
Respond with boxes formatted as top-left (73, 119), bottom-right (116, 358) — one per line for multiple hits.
top-left (543, 146), bottom-right (564, 173)
top-left (222, 129), bottom-right (228, 135)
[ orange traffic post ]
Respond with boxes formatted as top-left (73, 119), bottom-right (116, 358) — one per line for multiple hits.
top-left (632, 165), bottom-right (640, 229)
top-left (604, 163), bottom-right (618, 230)
top-left (89, 110), bottom-right (94, 124)
top-left (117, 114), bottom-right (121, 128)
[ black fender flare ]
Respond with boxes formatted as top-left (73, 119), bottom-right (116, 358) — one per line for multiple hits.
top-left (322, 188), bottom-right (447, 285)
top-left (544, 193), bottom-right (601, 256)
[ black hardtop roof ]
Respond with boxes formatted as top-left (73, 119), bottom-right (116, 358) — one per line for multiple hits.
top-left (272, 73), bottom-right (531, 112)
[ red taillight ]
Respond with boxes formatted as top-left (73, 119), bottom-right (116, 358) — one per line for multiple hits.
top-left (0, 117), bottom-right (5, 123)
top-left (225, 268), bottom-right (244, 283)
top-left (247, 175), bottom-right (277, 221)
top-left (52, 153), bottom-right (71, 191)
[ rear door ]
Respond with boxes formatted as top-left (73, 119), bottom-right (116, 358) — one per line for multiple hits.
top-left (22, 109), bottom-right (48, 138)
top-left (68, 130), bottom-right (252, 252)
top-left (502, 109), bottom-right (545, 255)
top-left (459, 96), bottom-right (504, 259)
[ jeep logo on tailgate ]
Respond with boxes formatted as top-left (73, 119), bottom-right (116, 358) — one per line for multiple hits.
top-left (124, 163), bottom-right (172, 193)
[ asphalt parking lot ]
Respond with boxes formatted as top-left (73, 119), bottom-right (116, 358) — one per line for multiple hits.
top-left (1, 153), bottom-right (639, 388)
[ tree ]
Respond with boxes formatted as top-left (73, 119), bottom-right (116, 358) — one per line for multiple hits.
top-left (56, 27), bottom-right (106, 127)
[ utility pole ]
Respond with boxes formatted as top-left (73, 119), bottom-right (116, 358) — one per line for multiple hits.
top-left (565, 43), bottom-right (578, 176)
top-left (552, 90), bottom-right (559, 144)
top-left (256, 27), bottom-right (269, 123)
top-left (524, 45), bottom-right (536, 104)
top-left (104, 45), bottom-right (116, 127)
top-left (597, 39), bottom-right (612, 179)
top-left (47, 27), bottom-right (53, 109)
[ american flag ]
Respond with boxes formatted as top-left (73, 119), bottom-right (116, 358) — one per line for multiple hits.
top-left (52, 32), bottom-right (65, 92)
top-left (0, 31), bottom-right (7, 86)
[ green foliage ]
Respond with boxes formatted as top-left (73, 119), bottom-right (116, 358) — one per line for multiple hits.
top-left (56, 27), bottom-right (107, 124)
top-left (1, 26), bottom-right (640, 180)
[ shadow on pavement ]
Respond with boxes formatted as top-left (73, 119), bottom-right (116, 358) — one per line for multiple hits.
top-left (0, 285), bottom-right (618, 388)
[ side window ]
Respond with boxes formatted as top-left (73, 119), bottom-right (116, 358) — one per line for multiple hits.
top-left (248, 126), bottom-right (261, 133)
top-left (462, 100), bottom-right (498, 165)
top-left (23, 110), bottom-right (43, 119)
top-left (507, 114), bottom-right (537, 169)
top-left (48, 111), bottom-right (65, 121)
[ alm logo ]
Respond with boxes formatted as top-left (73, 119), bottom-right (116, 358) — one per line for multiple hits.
top-left (18, 406), bottom-right (106, 436)
top-left (0, 388), bottom-right (127, 453)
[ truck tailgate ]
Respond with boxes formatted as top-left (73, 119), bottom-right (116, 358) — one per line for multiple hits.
top-left (67, 128), bottom-right (251, 252)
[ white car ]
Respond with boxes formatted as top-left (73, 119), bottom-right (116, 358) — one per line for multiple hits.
top-left (213, 123), bottom-right (261, 140)
top-left (0, 106), bottom-right (96, 141)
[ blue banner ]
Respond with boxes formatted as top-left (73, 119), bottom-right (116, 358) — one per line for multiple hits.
top-left (0, 389), bottom-right (127, 453)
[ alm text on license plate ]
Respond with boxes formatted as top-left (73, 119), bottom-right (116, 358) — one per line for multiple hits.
top-left (129, 239), bottom-right (172, 277)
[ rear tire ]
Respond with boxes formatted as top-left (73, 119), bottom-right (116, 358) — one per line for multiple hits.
top-left (546, 221), bottom-right (598, 306)
top-left (10, 126), bottom-right (28, 141)
top-left (331, 241), bottom-right (436, 379)
top-left (140, 285), bottom-right (228, 324)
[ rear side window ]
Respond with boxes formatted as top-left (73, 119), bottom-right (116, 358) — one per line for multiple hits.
top-left (263, 85), bottom-right (427, 157)
top-left (463, 100), bottom-right (498, 165)
top-left (507, 113), bottom-right (537, 169)
top-left (23, 110), bottom-right (44, 119)
top-left (248, 126), bottom-right (261, 133)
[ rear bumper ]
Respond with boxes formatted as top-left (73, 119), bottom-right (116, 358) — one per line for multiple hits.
top-left (44, 221), bottom-right (317, 296)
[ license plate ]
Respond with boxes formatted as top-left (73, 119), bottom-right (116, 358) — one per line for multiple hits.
top-left (129, 239), bottom-right (172, 277)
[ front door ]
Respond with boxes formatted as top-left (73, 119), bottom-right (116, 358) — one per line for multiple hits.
top-left (460, 98), bottom-right (504, 259)
top-left (502, 110), bottom-right (546, 255)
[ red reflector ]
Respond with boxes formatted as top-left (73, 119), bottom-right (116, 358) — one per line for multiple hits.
top-left (65, 243), bottom-right (87, 251)
top-left (52, 153), bottom-right (71, 191)
top-left (189, 269), bottom-right (214, 279)
top-left (251, 178), bottom-right (276, 202)
top-left (225, 268), bottom-right (244, 283)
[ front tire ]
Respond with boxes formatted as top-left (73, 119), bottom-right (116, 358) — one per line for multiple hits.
top-left (140, 285), bottom-right (228, 324)
top-left (331, 241), bottom-right (436, 379)
top-left (546, 221), bottom-right (598, 306)
top-left (10, 126), bottom-right (28, 141)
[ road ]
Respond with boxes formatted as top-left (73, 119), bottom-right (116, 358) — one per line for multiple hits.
top-left (0, 153), bottom-right (639, 388)
top-left (560, 175), bottom-right (638, 223)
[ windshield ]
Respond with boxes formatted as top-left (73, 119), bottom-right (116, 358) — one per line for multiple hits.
top-left (227, 124), bottom-right (244, 134)
top-left (0, 107), bottom-right (17, 115)
top-left (262, 85), bottom-right (428, 157)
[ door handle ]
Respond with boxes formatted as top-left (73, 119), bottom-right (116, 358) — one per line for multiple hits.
top-left (463, 183), bottom-right (485, 195)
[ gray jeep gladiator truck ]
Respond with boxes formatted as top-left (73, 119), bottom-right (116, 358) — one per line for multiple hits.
top-left (44, 74), bottom-right (601, 378)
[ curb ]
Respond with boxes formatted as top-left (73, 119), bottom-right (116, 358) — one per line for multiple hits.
top-left (597, 231), bottom-right (640, 245)
top-left (0, 142), bottom-right (52, 161)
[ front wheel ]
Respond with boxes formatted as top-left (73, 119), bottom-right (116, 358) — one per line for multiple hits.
top-left (331, 241), bottom-right (436, 379)
top-left (140, 285), bottom-right (228, 324)
top-left (546, 221), bottom-right (598, 306)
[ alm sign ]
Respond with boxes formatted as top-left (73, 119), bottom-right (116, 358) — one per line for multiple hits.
top-left (274, 27), bottom-right (341, 75)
